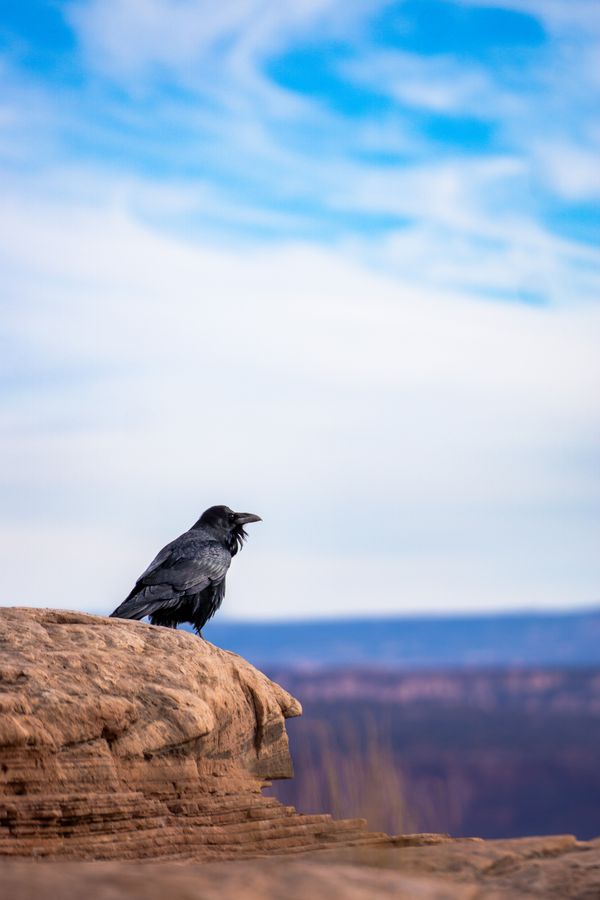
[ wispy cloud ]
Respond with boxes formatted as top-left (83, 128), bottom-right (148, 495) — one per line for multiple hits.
top-left (342, 49), bottom-right (515, 115)
top-left (1, 179), bottom-right (598, 614)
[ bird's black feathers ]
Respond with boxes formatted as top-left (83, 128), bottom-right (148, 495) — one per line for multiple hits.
top-left (110, 505), bottom-right (261, 635)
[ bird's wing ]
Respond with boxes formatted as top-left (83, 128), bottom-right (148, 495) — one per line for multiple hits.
top-left (136, 536), bottom-right (231, 592)
top-left (110, 538), bottom-right (231, 621)
top-left (136, 542), bottom-right (177, 580)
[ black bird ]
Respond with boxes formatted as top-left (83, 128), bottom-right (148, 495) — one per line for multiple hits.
top-left (110, 505), bottom-right (261, 635)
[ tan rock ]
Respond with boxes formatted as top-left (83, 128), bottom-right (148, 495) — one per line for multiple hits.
top-left (313, 832), bottom-right (600, 898)
top-left (0, 608), bottom-right (387, 859)
top-left (0, 858), bottom-right (482, 900)
top-left (3, 839), bottom-right (600, 900)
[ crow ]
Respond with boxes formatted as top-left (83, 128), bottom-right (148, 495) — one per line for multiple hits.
top-left (110, 505), bottom-right (261, 635)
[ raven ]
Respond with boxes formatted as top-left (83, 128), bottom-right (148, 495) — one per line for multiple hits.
top-left (110, 505), bottom-right (261, 635)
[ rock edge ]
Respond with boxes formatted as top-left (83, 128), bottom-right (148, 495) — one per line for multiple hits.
top-left (0, 607), bottom-right (391, 859)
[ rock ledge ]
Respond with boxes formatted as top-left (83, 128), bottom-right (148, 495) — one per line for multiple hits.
top-left (0, 608), bottom-right (389, 859)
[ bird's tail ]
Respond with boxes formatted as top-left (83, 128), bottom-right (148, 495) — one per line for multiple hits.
top-left (109, 585), bottom-right (158, 621)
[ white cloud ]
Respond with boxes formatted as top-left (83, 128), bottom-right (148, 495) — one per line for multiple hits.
top-left (67, 0), bottom-right (370, 104)
top-left (530, 142), bottom-right (600, 201)
top-left (341, 6), bottom-right (600, 212)
top-left (343, 50), bottom-right (517, 116)
top-left (1, 175), bottom-right (599, 615)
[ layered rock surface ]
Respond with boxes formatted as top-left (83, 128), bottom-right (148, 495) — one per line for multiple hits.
top-left (0, 608), bottom-right (388, 859)
top-left (1, 835), bottom-right (600, 899)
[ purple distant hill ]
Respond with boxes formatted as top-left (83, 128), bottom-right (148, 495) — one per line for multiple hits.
top-left (197, 608), bottom-right (600, 669)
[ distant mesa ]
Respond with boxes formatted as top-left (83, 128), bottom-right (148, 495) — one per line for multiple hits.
top-left (200, 607), bottom-right (600, 668)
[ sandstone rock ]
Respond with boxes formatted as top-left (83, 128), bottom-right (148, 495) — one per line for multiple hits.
top-left (0, 608), bottom-right (388, 859)
top-left (315, 834), bottom-right (600, 899)
top-left (0, 858), bottom-right (479, 900)
top-left (2, 837), bottom-right (600, 899)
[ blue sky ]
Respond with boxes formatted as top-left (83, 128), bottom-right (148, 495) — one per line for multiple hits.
top-left (1, 0), bottom-right (599, 618)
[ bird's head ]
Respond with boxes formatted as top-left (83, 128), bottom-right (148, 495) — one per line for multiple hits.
top-left (195, 505), bottom-right (262, 555)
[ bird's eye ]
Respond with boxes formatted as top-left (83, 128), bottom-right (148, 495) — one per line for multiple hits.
top-left (229, 513), bottom-right (236, 523)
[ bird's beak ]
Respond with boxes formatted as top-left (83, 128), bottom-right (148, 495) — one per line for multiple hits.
top-left (234, 512), bottom-right (262, 525)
